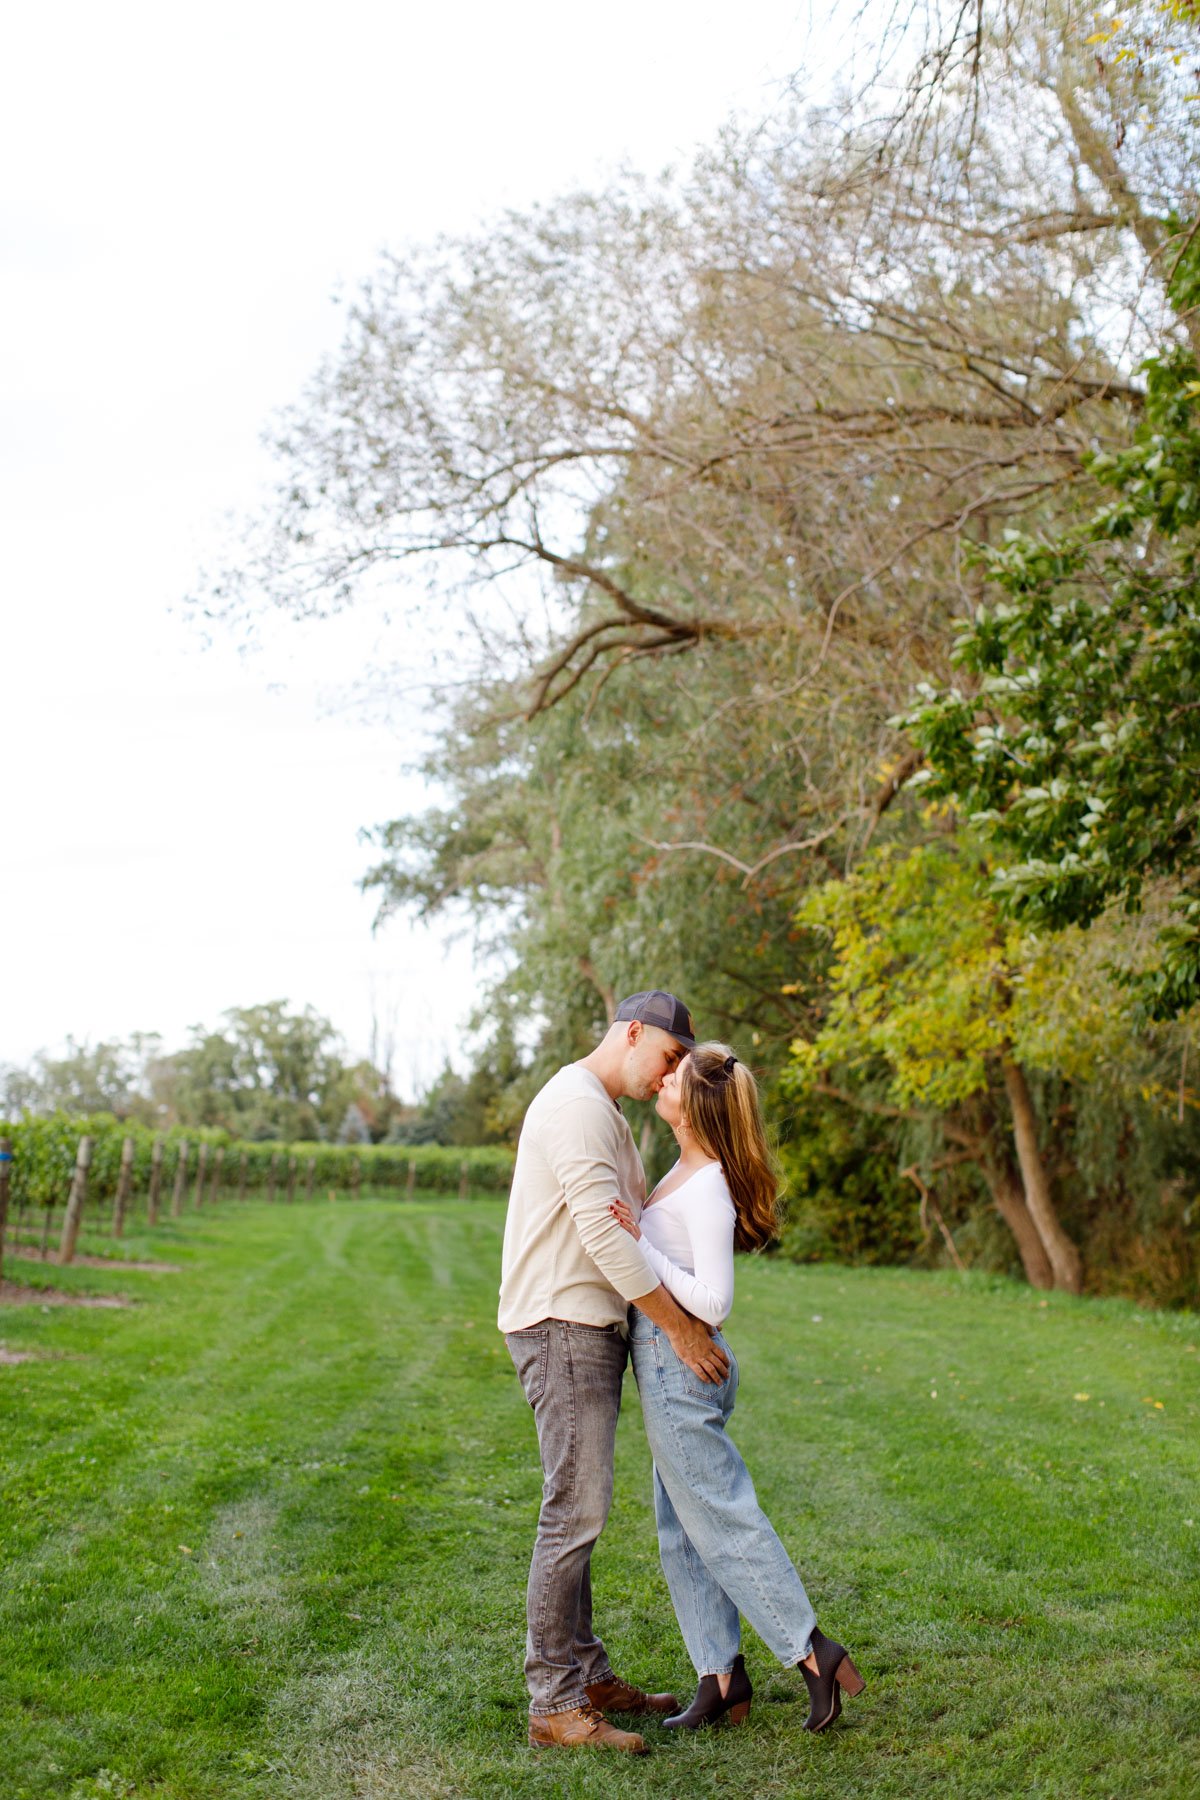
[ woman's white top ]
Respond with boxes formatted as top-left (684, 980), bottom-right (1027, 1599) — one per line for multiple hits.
top-left (638, 1161), bottom-right (736, 1328)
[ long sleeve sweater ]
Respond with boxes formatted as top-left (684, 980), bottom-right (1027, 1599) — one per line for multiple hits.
top-left (498, 1064), bottom-right (659, 1333)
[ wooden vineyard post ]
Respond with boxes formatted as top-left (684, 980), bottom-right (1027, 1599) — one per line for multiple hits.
top-left (208, 1146), bottom-right (224, 1205)
top-left (285, 1155), bottom-right (297, 1204)
top-left (13, 1175), bottom-right (26, 1252)
top-left (193, 1142), bottom-right (209, 1209)
top-left (459, 1160), bottom-right (469, 1201)
top-left (147, 1138), bottom-right (164, 1226)
top-left (406, 1159), bottom-right (416, 1201)
top-left (171, 1141), bottom-right (189, 1218)
top-left (304, 1158), bottom-right (315, 1203)
top-left (237, 1151), bottom-right (248, 1202)
top-left (59, 1135), bottom-right (93, 1265)
top-left (266, 1152), bottom-right (279, 1204)
top-left (112, 1136), bottom-right (135, 1237)
top-left (0, 1137), bottom-right (12, 1284)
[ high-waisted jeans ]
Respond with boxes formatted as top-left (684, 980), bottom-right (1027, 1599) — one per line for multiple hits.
top-left (629, 1314), bottom-right (816, 1676)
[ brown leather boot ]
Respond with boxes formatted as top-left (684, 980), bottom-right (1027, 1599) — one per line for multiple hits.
top-left (585, 1674), bottom-right (680, 1717)
top-left (528, 1704), bottom-right (649, 1753)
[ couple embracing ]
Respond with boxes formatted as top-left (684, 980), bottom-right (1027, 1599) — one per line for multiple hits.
top-left (499, 988), bottom-right (865, 1756)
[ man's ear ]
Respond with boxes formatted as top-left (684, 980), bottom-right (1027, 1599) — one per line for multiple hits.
top-left (625, 1019), bottom-right (643, 1048)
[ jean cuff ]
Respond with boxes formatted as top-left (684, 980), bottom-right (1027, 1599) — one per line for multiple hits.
top-left (529, 1696), bottom-right (594, 1717)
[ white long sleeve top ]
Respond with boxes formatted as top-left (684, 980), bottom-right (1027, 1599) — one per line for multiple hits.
top-left (638, 1161), bottom-right (736, 1328)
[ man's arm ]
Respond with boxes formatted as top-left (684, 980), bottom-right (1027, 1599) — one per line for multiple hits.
top-left (632, 1283), bottom-right (730, 1384)
top-left (541, 1091), bottom-right (727, 1380)
top-left (547, 1100), bottom-right (661, 1302)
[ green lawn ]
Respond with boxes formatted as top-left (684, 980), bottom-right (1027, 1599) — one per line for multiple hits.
top-left (1, 1198), bottom-right (1198, 1800)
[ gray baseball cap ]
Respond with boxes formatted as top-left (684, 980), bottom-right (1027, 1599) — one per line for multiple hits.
top-left (614, 990), bottom-right (697, 1049)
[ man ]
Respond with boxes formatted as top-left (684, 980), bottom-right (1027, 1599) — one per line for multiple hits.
top-left (499, 989), bottom-right (730, 1756)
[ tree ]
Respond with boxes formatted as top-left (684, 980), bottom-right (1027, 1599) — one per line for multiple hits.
top-left (0, 1035), bottom-right (164, 1122)
top-left (0, 1063), bottom-right (43, 1117)
top-left (898, 274), bottom-right (1200, 1018)
top-left (362, 641), bottom-right (828, 1111)
top-left (201, 5), bottom-right (1195, 800)
top-left (156, 1002), bottom-right (385, 1141)
top-left (197, 5), bottom-right (1197, 1059)
top-left (192, 5), bottom-right (1200, 1294)
top-left (1, 1009), bottom-right (407, 1144)
top-left (336, 1102), bottom-right (372, 1145)
top-left (786, 842), bottom-right (1154, 1290)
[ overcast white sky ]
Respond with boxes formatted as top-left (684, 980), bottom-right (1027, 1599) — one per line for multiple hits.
top-left (2, 1), bottom-right (832, 1095)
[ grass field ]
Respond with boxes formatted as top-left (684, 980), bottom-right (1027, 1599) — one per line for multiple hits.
top-left (1, 1197), bottom-right (1198, 1800)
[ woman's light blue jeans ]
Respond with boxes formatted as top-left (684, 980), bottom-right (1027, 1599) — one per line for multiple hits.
top-left (629, 1315), bottom-right (816, 1677)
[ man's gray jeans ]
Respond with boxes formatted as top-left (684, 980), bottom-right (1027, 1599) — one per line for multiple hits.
top-left (505, 1317), bottom-right (628, 1714)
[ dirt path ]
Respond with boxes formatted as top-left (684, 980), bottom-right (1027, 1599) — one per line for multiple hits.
top-left (3, 1245), bottom-right (182, 1273)
top-left (0, 1280), bottom-right (130, 1309)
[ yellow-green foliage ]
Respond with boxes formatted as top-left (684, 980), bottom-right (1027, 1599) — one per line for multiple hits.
top-left (791, 845), bottom-right (1127, 1109)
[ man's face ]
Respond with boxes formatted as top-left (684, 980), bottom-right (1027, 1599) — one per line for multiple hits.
top-left (623, 1023), bottom-right (686, 1101)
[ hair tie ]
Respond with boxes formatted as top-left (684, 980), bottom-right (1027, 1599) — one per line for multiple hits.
top-left (723, 1055), bottom-right (737, 1074)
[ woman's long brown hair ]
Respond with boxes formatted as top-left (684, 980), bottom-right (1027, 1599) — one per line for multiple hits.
top-left (678, 1042), bottom-right (781, 1251)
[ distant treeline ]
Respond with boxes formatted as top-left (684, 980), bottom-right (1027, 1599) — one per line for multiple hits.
top-left (0, 1001), bottom-right (521, 1150)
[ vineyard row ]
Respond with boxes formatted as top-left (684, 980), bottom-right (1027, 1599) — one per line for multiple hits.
top-left (0, 1114), bottom-right (516, 1278)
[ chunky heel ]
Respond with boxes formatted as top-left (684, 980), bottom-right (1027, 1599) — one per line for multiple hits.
top-left (835, 1655), bottom-right (865, 1698)
top-left (728, 1701), bottom-right (751, 1725)
top-left (800, 1626), bottom-right (864, 1732)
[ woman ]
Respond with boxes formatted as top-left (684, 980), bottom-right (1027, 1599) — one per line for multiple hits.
top-left (609, 1041), bottom-right (864, 1733)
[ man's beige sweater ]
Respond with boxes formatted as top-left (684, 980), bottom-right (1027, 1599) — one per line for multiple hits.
top-left (498, 1064), bottom-right (660, 1333)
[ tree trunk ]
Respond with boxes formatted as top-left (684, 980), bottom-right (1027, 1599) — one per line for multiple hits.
top-left (638, 1113), bottom-right (657, 1171)
top-left (578, 956), bottom-right (616, 1023)
top-left (147, 1137), bottom-right (164, 1226)
top-left (59, 1136), bottom-right (93, 1266)
top-left (979, 1151), bottom-right (1054, 1290)
top-left (0, 1138), bottom-right (11, 1285)
top-left (1002, 1058), bottom-right (1083, 1294)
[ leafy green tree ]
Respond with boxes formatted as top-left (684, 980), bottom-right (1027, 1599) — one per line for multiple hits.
top-left (2, 1011), bottom-right (404, 1144)
top-left (899, 275), bottom-right (1200, 1018)
top-left (205, 3), bottom-right (1179, 884)
top-left (787, 842), bottom-right (1153, 1290)
top-left (771, 1081), bottom-right (926, 1269)
top-left (160, 1002), bottom-right (376, 1141)
top-left (192, 4), bottom-right (1200, 1294)
top-left (1, 1035), bottom-right (164, 1122)
top-left (363, 645), bottom-right (824, 1115)
top-left (0, 1063), bottom-right (46, 1117)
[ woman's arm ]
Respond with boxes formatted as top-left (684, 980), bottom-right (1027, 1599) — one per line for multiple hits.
top-left (611, 1182), bottom-right (734, 1327)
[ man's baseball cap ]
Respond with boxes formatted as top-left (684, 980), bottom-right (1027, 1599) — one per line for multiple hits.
top-left (614, 990), bottom-right (697, 1049)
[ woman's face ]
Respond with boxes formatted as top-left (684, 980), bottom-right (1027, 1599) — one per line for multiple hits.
top-left (655, 1055), bottom-right (690, 1131)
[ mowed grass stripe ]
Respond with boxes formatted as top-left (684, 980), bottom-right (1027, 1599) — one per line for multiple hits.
top-left (1, 1198), bottom-right (1198, 1799)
